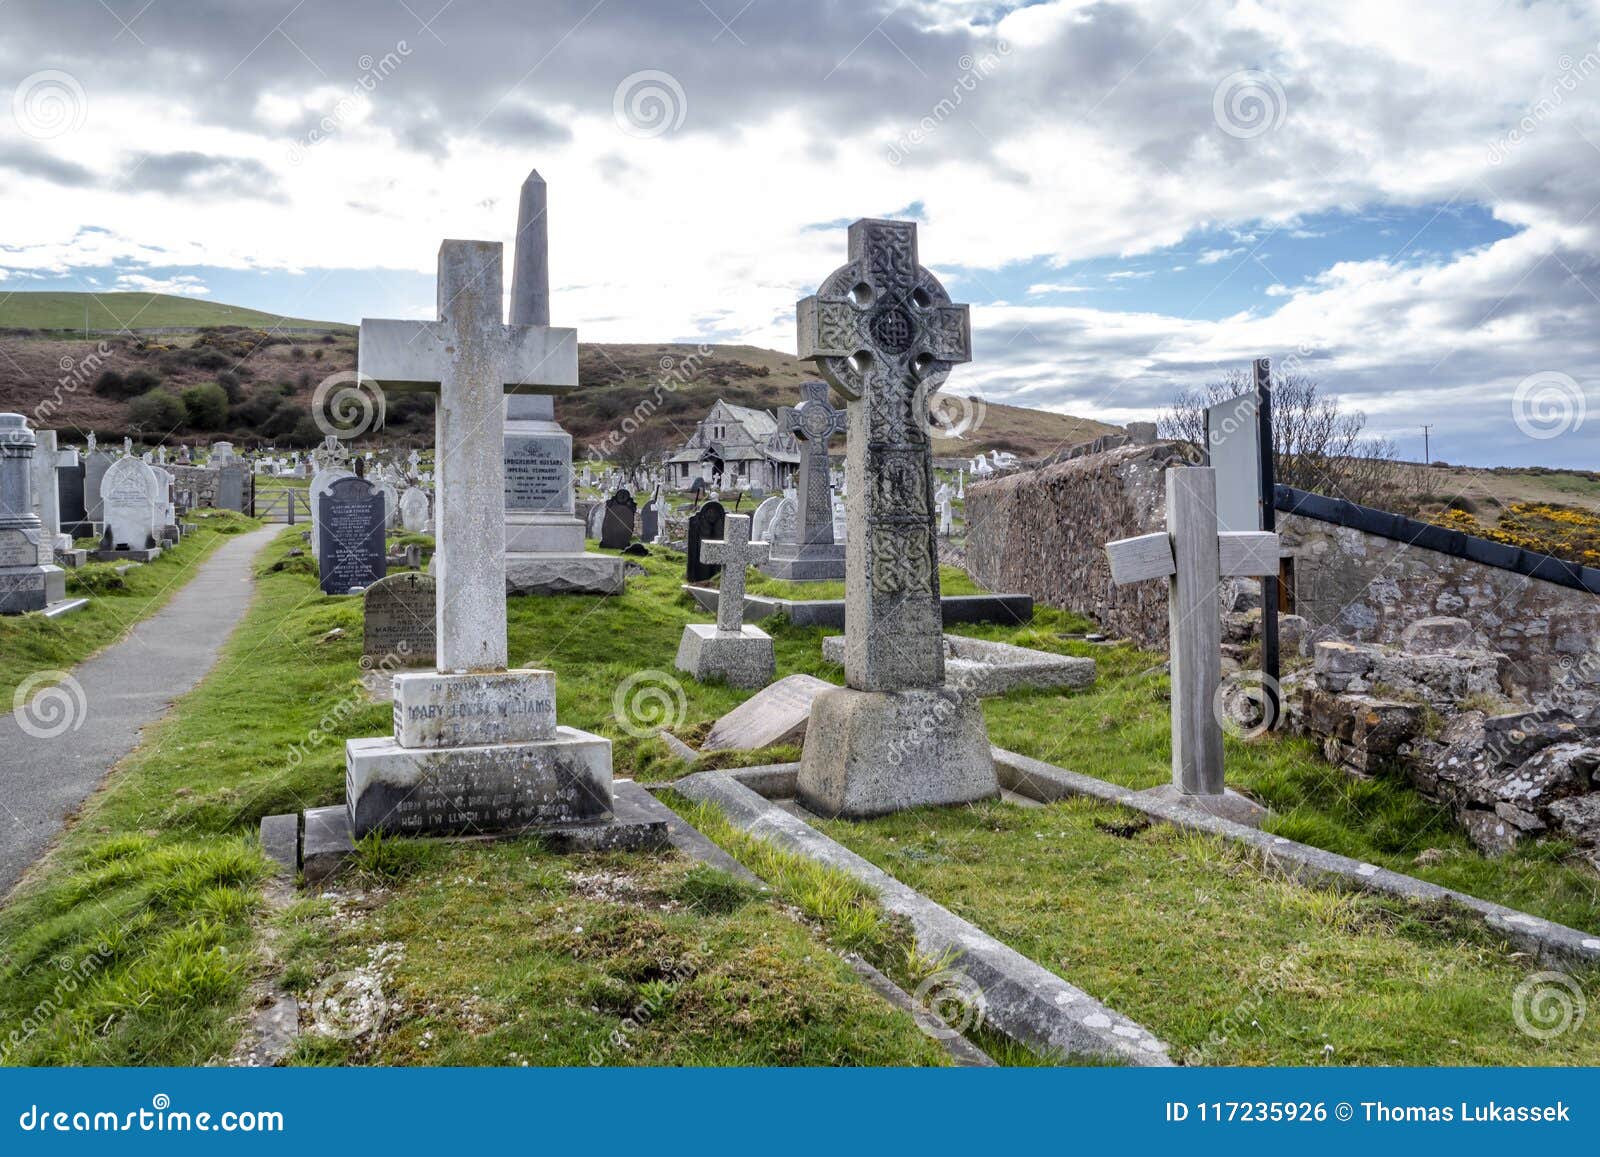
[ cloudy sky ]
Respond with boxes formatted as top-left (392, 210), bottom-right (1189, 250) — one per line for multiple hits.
top-left (0, 0), bottom-right (1596, 466)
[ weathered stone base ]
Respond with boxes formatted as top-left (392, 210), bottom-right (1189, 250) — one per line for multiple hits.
top-left (506, 515), bottom-right (586, 554)
top-left (759, 543), bottom-right (846, 582)
top-left (0, 564), bottom-right (66, 614)
top-left (505, 551), bottom-right (626, 595)
top-left (297, 780), bottom-right (671, 883)
top-left (92, 547), bottom-right (161, 563)
top-left (345, 726), bottom-right (613, 838)
top-left (797, 686), bottom-right (998, 818)
top-left (53, 548), bottom-right (88, 568)
top-left (1136, 782), bottom-right (1268, 827)
top-left (821, 633), bottom-right (1095, 696)
top-left (675, 622), bottom-right (775, 688)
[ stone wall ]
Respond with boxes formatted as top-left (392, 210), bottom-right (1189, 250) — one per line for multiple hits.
top-left (963, 441), bottom-right (1184, 647)
top-left (166, 465), bottom-right (221, 509)
top-left (1281, 493), bottom-right (1600, 697)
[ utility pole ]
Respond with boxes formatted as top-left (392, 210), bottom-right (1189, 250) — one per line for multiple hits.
top-left (1422, 424), bottom-right (1432, 465)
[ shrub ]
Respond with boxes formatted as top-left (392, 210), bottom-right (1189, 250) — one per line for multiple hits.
top-left (180, 382), bottom-right (229, 430)
top-left (216, 370), bottom-right (242, 402)
top-left (92, 370), bottom-right (129, 399)
top-left (127, 388), bottom-right (187, 433)
top-left (126, 368), bottom-right (162, 392)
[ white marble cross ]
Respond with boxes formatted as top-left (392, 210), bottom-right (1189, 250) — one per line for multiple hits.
top-left (700, 514), bottom-right (770, 634)
top-left (359, 240), bottom-right (577, 673)
top-left (1104, 466), bottom-right (1280, 797)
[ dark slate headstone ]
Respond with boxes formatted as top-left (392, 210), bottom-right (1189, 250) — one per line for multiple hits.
top-left (216, 462), bottom-right (248, 512)
top-left (57, 462), bottom-right (86, 526)
top-left (317, 475), bottom-right (386, 595)
top-left (600, 489), bottom-right (637, 550)
top-left (686, 500), bottom-right (726, 583)
top-left (639, 497), bottom-right (659, 543)
top-left (363, 571), bottom-right (436, 668)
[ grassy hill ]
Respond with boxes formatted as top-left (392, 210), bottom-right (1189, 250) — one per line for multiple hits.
top-left (0, 293), bottom-right (1118, 459)
top-left (0, 291), bottom-right (353, 333)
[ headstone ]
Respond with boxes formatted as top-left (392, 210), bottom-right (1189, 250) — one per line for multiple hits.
top-left (216, 458), bottom-right (248, 512)
top-left (831, 496), bottom-right (847, 544)
top-left (685, 500), bottom-right (726, 583)
top-left (30, 430), bottom-right (69, 551)
top-left (378, 481), bottom-right (400, 529)
top-left (0, 415), bottom-right (67, 613)
top-left (792, 218), bottom-right (997, 818)
top-left (586, 501), bottom-right (605, 539)
top-left (771, 496), bottom-right (797, 548)
top-left (363, 571), bottom-right (436, 668)
top-left (83, 446), bottom-right (112, 524)
top-left (1103, 465), bottom-right (1280, 825)
top-left (600, 489), bottom-right (636, 549)
top-left (762, 380), bottom-right (846, 581)
top-left (502, 170), bottom-right (625, 596)
top-left (702, 673), bottom-right (835, 751)
top-left (100, 456), bottom-right (161, 554)
top-left (938, 494), bottom-right (953, 536)
top-left (309, 463), bottom-right (354, 559)
top-left (751, 494), bottom-right (782, 543)
top-left (339, 237), bottom-right (656, 851)
top-left (639, 489), bottom-right (661, 542)
top-left (675, 514), bottom-right (775, 688)
top-left (399, 486), bottom-right (430, 534)
top-left (317, 475), bottom-right (386, 595)
top-left (57, 454), bottom-right (86, 528)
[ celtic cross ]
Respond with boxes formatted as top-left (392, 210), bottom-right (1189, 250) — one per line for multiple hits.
top-left (797, 218), bottom-right (971, 691)
top-left (781, 379), bottom-right (847, 547)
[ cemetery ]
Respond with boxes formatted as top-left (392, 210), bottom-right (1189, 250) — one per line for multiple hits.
top-left (2, 6), bottom-right (1599, 1118)
top-left (1, 204), bottom-right (1596, 1075)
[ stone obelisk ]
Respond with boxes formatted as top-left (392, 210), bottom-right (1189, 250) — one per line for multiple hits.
top-left (503, 169), bottom-right (625, 595)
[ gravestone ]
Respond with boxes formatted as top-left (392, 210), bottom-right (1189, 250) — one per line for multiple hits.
top-left (150, 464), bottom-right (178, 543)
top-left (771, 495), bottom-right (797, 548)
top-left (685, 500), bottom-right (726, 582)
top-left (83, 444), bottom-right (111, 525)
top-left (309, 458), bottom-right (354, 560)
top-left (317, 475), bottom-right (386, 595)
top-left (502, 170), bottom-right (625, 596)
top-left (339, 237), bottom-right (658, 850)
top-left (639, 489), bottom-right (661, 543)
top-left (98, 456), bottom-right (161, 557)
top-left (751, 494), bottom-right (782, 543)
top-left (762, 380), bottom-right (846, 581)
top-left (600, 489), bottom-right (637, 550)
top-left (792, 218), bottom-right (997, 818)
top-left (586, 502), bottom-right (605, 539)
top-left (675, 514), bottom-right (774, 688)
top-left (1103, 465), bottom-right (1280, 825)
top-left (399, 486), bottom-right (430, 534)
top-left (363, 571), bottom-right (436, 668)
top-left (216, 459), bottom-right (248, 512)
top-left (30, 430), bottom-right (69, 553)
top-left (0, 415), bottom-right (67, 613)
top-left (57, 454), bottom-right (86, 530)
top-left (703, 673), bottom-right (836, 751)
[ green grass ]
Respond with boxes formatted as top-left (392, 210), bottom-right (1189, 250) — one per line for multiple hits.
top-left (813, 798), bottom-right (1600, 1065)
top-left (5, 524), bottom-right (1597, 1066)
top-left (735, 565), bottom-right (986, 601)
top-left (0, 292), bottom-right (351, 333)
top-left (0, 508), bottom-right (259, 708)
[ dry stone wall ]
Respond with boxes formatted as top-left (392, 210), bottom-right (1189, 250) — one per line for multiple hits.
top-left (963, 441), bottom-right (1184, 647)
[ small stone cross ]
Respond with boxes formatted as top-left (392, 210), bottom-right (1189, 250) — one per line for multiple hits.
top-left (699, 514), bottom-right (769, 634)
top-left (359, 239), bottom-right (577, 673)
top-left (1103, 466), bottom-right (1280, 797)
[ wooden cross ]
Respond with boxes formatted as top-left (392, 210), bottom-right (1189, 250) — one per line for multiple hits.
top-left (780, 380), bottom-right (846, 546)
top-left (699, 514), bottom-right (769, 634)
top-left (359, 240), bottom-right (577, 673)
top-left (1104, 466), bottom-right (1280, 797)
top-left (797, 218), bottom-right (970, 692)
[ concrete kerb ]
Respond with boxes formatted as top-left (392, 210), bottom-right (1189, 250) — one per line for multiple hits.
top-left (990, 747), bottom-right (1600, 968)
top-left (673, 769), bottom-right (1175, 1066)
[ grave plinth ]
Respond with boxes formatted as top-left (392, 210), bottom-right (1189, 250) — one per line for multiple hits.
top-left (791, 219), bottom-right (997, 818)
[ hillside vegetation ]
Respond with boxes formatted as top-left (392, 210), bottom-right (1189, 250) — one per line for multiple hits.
top-left (0, 291), bottom-right (353, 333)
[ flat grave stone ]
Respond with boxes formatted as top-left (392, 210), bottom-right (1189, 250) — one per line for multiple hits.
top-left (703, 673), bottom-right (836, 751)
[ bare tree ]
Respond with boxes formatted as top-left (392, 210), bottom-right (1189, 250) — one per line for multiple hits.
top-left (1159, 369), bottom-right (1400, 508)
top-left (605, 426), bottom-right (671, 490)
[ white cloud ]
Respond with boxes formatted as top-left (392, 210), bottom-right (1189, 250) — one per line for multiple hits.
top-left (114, 273), bottom-right (211, 297)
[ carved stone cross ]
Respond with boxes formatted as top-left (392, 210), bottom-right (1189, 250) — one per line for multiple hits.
top-left (699, 514), bottom-right (770, 634)
top-left (359, 240), bottom-right (577, 673)
top-left (797, 218), bottom-right (971, 691)
top-left (781, 380), bottom-right (846, 547)
top-left (1104, 466), bottom-right (1280, 800)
